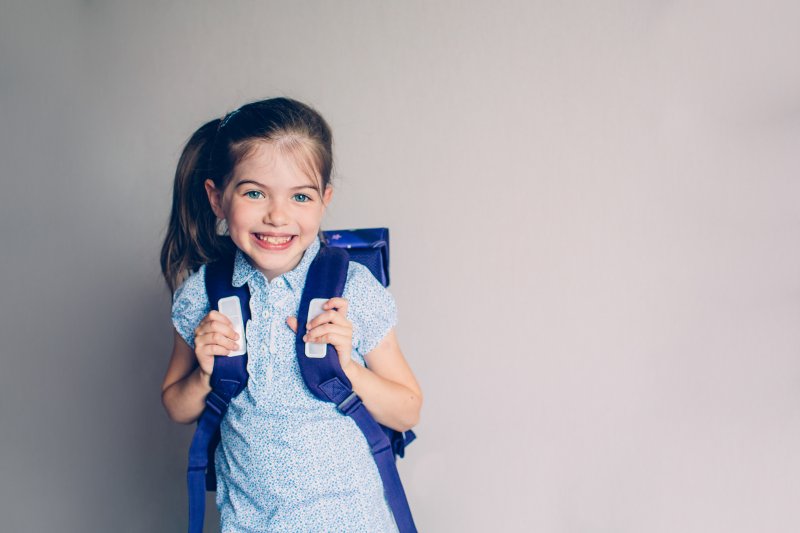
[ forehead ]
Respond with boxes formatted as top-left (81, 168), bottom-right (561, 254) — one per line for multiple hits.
top-left (231, 141), bottom-right (320, 189)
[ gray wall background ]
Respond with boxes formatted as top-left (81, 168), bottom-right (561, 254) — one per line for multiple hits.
top-left (2, 1), bottom-right (799, 532)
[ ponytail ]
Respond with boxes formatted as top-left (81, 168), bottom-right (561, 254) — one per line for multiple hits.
top-left (160, 118), bottom-right (236, 293)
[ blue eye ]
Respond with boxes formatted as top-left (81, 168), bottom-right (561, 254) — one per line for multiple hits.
top-left (293, 193), bottom-right (311, 203)
top-left (245, 191), bottom-right (264, 199)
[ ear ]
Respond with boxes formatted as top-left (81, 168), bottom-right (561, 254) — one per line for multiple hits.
top-left (322, 185), bottom-right (333, 208)
top-left (204, 179), bottom-right (226, 219)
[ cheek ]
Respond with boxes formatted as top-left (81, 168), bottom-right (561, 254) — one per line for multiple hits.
top-left (299, 214), bottom-right (322, 230)
top-left (227, 198), bottom-right (255, 216)
top-left (225, 208), bottom-right (256, 229)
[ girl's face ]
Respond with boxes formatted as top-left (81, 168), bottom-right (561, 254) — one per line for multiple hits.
top-left (205, 141), bottom-right (333, 282)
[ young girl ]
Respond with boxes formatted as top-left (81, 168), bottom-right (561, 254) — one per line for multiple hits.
top-left (160, 97), bottom-right (423, 532)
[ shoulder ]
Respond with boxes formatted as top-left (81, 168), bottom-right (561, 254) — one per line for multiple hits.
top-left (172, 264), bottom-right (208, 309)
top-left (343, 261), bottom-right (393, 305)
top-left (171, 265), bottom-right (210, 349)
top-left (344, 259), bottom-right (380, 289)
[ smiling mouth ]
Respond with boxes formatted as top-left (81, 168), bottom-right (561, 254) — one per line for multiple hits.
top-left (253, 234), bottom-right (299, 249)
top-left (256, 234), bottom-right (294, 244)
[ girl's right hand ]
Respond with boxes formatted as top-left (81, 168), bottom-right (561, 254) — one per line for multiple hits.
top-left (193, 310), bottom-right (241, 378)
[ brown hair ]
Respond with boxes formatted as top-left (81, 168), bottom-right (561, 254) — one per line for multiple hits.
top-left (160, 97), bottom-right (334, 293)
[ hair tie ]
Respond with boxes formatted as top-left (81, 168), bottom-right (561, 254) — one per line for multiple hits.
top-left (219, 108), bottom-right (241, 129)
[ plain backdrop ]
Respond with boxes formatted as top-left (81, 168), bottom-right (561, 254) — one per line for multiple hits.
top-left (1, 1), bottom-right (799, 532)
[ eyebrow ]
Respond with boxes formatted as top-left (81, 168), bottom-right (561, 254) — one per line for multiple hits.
top-left (234, 179), bottom-right (317, 191)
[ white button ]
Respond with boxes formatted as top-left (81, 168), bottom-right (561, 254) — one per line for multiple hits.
top-left (262, 310), bottom-right (270, 319)
top-left (261, 343), bottom-right (267, 352)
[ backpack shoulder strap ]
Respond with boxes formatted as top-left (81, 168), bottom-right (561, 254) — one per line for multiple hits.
top-left (205, 255), bottom-right (251, 401)
top-left (295, 244), bottom-right (351, 399)
top-left (187, 252), bottom-right (251, 533)
top-left (295, 244), bottom-right (418, 533)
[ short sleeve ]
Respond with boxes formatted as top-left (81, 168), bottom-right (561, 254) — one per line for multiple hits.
top-left (171, 264), bottom-right (210, 350)
top-left (344, 261), bottom-right (398, 357)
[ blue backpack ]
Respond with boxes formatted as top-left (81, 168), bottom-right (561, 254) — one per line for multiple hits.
top-left (186, 228), bottom-right (417, 532)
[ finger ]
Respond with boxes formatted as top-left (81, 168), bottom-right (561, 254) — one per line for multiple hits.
top-left (307, 309), bottom-right (351, 330)
top-left (323, 297), bottom-right (349, 313)
top-left (286, 316), bottom-right (298, 333)
top-left (195, 328), bottom-right (240, 349)
top-left (323, 332), bottom-right (350, 355)
top-left (198, 332), bottom-right (240, 352)
top-left (303, 330), bottom-right (341, 345)
top-left (195, 319), bottom-right (240, 341)
top-left (198, 331), bottom-right (240, 351)
top-left (209, 310), bottom-right (233, 326)
top-left (304, 323), bottom-right (351, 343)
top-left (197, 343), bottom-right (231, 357)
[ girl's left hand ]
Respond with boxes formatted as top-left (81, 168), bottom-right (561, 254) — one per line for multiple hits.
top-left (286, 297), bottom-right (354, 371)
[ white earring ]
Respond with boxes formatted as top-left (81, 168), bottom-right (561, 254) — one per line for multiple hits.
top-left (215, 218), bottom-right (229, 236)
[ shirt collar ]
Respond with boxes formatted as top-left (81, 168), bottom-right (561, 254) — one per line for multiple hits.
top-left (231, 235), bottom-right (322, 295)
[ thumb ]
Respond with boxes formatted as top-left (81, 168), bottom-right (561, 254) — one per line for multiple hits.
top-left (286, 316), bottom-right (298, 333)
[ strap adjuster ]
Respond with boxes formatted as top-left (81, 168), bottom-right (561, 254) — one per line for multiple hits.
top-left (205, 391), bottom-right (229, 416)
top-left (337, 391), bottom-right (362, 415)
top-left (371, 441), bottom-right (391, 455)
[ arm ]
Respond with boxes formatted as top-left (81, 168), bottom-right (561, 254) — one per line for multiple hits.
top-left (289, 308), bottom-right (422, 432)
top-left (161, 329), bottom-right (212, 424)
top-left (343, 327), bottom-right (423, 432)
top-left (291, 263), bottom-right (423, 433)
top-left (162, 271), bottom-right (241, 424)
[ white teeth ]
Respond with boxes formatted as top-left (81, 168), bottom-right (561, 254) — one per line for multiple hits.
top-left (258, 235), bottom-right (292, 244)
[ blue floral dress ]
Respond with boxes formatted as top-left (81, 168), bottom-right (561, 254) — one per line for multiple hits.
top-left (172, 235), bottom-right (400, 532)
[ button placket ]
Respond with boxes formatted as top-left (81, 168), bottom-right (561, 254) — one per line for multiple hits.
top-left (269, 321), bottom-right (279, 354)
top-left (269, 286), bottom-right (294, 355)
top-left (248, 281), bottom-right (261, 321)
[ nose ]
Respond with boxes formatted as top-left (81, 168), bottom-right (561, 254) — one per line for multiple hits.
top-left (264, 198), bottom-right (288, 226)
